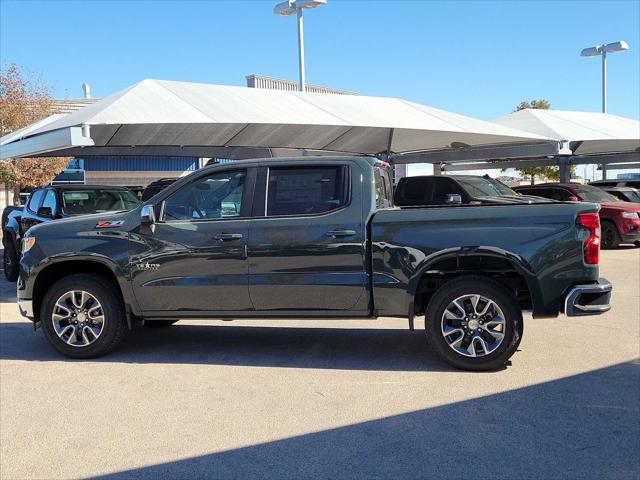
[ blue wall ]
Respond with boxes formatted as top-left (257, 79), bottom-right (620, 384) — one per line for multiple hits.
top-left (79, 156), bottom-right (199, 172)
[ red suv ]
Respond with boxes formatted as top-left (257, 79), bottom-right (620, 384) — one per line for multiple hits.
top-left (514, 183), bottom-right (640, 249)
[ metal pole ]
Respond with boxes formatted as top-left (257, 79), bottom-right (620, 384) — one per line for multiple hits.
top-left (296, 7), bottom-right (306, 92)
top-left (601, 51), bottom-right (607, 113)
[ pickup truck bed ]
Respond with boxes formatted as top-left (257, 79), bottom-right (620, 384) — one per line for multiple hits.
top-left (15, 157), bottom-right (612, 370)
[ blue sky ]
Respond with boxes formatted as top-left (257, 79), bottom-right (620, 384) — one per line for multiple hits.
top-left (2, 0), bottom-right (638, 120)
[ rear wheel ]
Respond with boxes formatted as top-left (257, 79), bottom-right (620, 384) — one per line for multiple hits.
top-left (40, 274), bottom-right (127, 358)
top-left (601, 221), bottom-right (621, 249)
top-left (3, 238), bottom-right (19, 282)
top-left (425, 276), bottom-right (522, 371)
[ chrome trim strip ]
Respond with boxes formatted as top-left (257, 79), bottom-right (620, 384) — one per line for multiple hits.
top-left (564, 278), bottom-right (612, 317)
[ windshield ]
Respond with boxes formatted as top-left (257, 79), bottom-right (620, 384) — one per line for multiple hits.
top-left (454, 176), bottom-right (517, 197)
top-left (61, 189), bottom-right (141, 215)
top-left (572, 185), bottom-right (621, 203)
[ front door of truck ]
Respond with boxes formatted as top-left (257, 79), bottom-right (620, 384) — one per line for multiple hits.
top-left (130, 168), bottom-right (254, 315)
top-left (247, 164), bottom-right (368, 313)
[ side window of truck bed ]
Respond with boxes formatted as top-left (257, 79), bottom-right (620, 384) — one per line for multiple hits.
top-left (266, 166), bottom-right (349, 216)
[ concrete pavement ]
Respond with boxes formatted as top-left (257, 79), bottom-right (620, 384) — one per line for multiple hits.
top-left (1, 247), bottom-right (638, 479)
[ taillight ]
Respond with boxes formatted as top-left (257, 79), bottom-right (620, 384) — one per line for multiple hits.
top-left (577, 212), bottom-right (600, 265)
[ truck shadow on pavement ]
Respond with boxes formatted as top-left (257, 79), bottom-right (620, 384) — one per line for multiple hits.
top-left (0, 321), bottom-right (458, 372)
top-left (88, 360), bottom-right (639, 480)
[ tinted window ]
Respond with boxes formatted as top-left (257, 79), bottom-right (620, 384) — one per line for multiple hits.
top-left (548, 188), bottom-right (574, 201)
top-left (432, 178), bottom-right (465, 204)
top-left (572, 185), bottom-right (620, 202)
top-left (516, 188), bottom-right (548, 198)
top-left (394, 177), bottom-right (434, 206)
top-left (453, 177), bottom-right (516, 197)
top-left (27, 190), bottom-right (44, 212)
top-left (163, 170), bottom-right (246, 221)
top-left (61, 189), bottom-right (140, 215)
top-left (41, 190), bottom-right (57, 214)
top-left (267, 166), bottom-right (349, 216)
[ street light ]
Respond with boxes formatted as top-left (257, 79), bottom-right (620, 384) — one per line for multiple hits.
top-left (581, 40), bottom-right (630, 113)
top-left (274, 0), bottom-right (327, 92)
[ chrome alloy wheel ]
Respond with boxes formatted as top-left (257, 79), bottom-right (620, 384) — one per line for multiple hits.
top-left (51, 290), bottom-right (105, 347)
top-left (441, 294), bottom-right (506, 358)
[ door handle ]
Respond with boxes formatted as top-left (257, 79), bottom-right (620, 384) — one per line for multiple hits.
top-left (214, 233), bottom-right (244, 241)
top-left (326, 229), bottom-right (356, 238)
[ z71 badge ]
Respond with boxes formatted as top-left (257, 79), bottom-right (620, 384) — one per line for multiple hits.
top-left (96, 220), bottom-right (125, 229)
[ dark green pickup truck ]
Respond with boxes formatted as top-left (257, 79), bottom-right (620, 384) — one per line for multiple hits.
top-left (16, 157), bottom-right (612, 370)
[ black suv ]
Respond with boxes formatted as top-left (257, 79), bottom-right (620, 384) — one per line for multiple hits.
top-left (2, 185), bottom-right (140, 281)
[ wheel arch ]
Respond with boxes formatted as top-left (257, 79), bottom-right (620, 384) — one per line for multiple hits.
top-left (408, 247), bottom-right (539, 317)
top-left (31, 257), bottom-right (132, 326)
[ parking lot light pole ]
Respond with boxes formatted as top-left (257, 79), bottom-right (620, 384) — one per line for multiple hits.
top-left (274, 0), bottom-right (327, 93)
top-left (580, 41), bottom-right (630, 113)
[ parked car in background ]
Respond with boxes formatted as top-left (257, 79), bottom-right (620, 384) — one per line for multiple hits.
top-left (2, 185), bottom-right (140, 281)
top-left (141, 177), bottom-right (177, 202)
top-left (394, 174), bottom-right (548, 206)
top-left (16, 157), bottom-right (612, 371)
top-left (598, 187), bottom-right (640, 204)
top-left (513, 183), bottom-right (640, 249)
top-left (125, 185), bottom-right (145, 200)
top-left (589, 179), bottom-right (640, 189)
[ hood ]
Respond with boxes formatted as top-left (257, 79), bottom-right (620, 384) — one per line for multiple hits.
top-left (598, 201), bottom-right (640, 212)
top-left (27, 209), bottom-right (135, 237)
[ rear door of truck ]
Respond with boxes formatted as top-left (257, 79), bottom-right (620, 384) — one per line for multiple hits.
top-left (247, 161), bottom-right (369, 313)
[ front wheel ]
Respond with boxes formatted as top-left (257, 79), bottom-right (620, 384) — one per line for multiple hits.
top-left (425, 276), bottom-right (522, 371)
top-left (40, 274), bottom-right (128, 358)
top-left (3, 238), bottom-right (20, 282)
top-left (601, 221), bottom-right (621, 249)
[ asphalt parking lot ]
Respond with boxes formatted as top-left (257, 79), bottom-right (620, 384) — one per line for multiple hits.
top-left (0, 247), bottom-right (638, 480)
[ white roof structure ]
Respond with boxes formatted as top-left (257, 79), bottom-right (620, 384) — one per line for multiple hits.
top-left (493, 109), bottom-right (640, 155)
top-left (0, 79), bottom-right (557, 161)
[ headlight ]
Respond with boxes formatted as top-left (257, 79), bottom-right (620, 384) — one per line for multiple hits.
top-left (21, 236), bottom-right (36, 254)
top-left (621, 211), bottom-right (640, 219)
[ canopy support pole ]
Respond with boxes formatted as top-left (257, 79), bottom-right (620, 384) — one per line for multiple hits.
top-left (558, 156), bottom-right (572, 183)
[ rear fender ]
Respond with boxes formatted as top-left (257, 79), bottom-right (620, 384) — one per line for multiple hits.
top-left (407, 246), bottom-right (542, 309)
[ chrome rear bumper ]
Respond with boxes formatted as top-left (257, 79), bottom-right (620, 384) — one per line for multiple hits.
top-left (564, 278), bottom-right (612, 317)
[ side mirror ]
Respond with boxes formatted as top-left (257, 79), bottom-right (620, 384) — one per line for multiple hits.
top-left (140, 205), bottom-right (156, 225)
top-left (444, 194), bottom-right (463, 205)
top-left (37, 206), bottom-right (53, 218)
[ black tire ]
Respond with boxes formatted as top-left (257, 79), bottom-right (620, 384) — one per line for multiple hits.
top-left (425, 275), bottom-right (522, 371)
top-left (40, 274), bottom-right (127, 358)
top-left (3, 237), bottom-right (20, 282)
top-left (144, 320), bottom-right (178, 327)
top-left (601, 220), bottom-right (621, 249)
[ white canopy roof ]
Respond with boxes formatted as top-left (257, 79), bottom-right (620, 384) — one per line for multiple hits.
top-left (1, 79), bottom-right (555, 161)
top-left (493, 109), bottom-right (640, 155)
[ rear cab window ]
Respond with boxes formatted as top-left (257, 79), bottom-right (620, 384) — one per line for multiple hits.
top-left (266, 165), bottom-right (350, 216)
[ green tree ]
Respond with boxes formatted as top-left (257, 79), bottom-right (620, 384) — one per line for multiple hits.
top-left (514, 99), bottom-right (551, 112)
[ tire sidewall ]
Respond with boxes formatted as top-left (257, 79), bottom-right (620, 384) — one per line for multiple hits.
top-left (601, 221), bottom-right (620, 249)
top-left (3, 238), bottom-right (19, 282)
top-left (40, 275), bottom-right (125, 358)
top-left (426, 277), bottom-right (522, 371)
